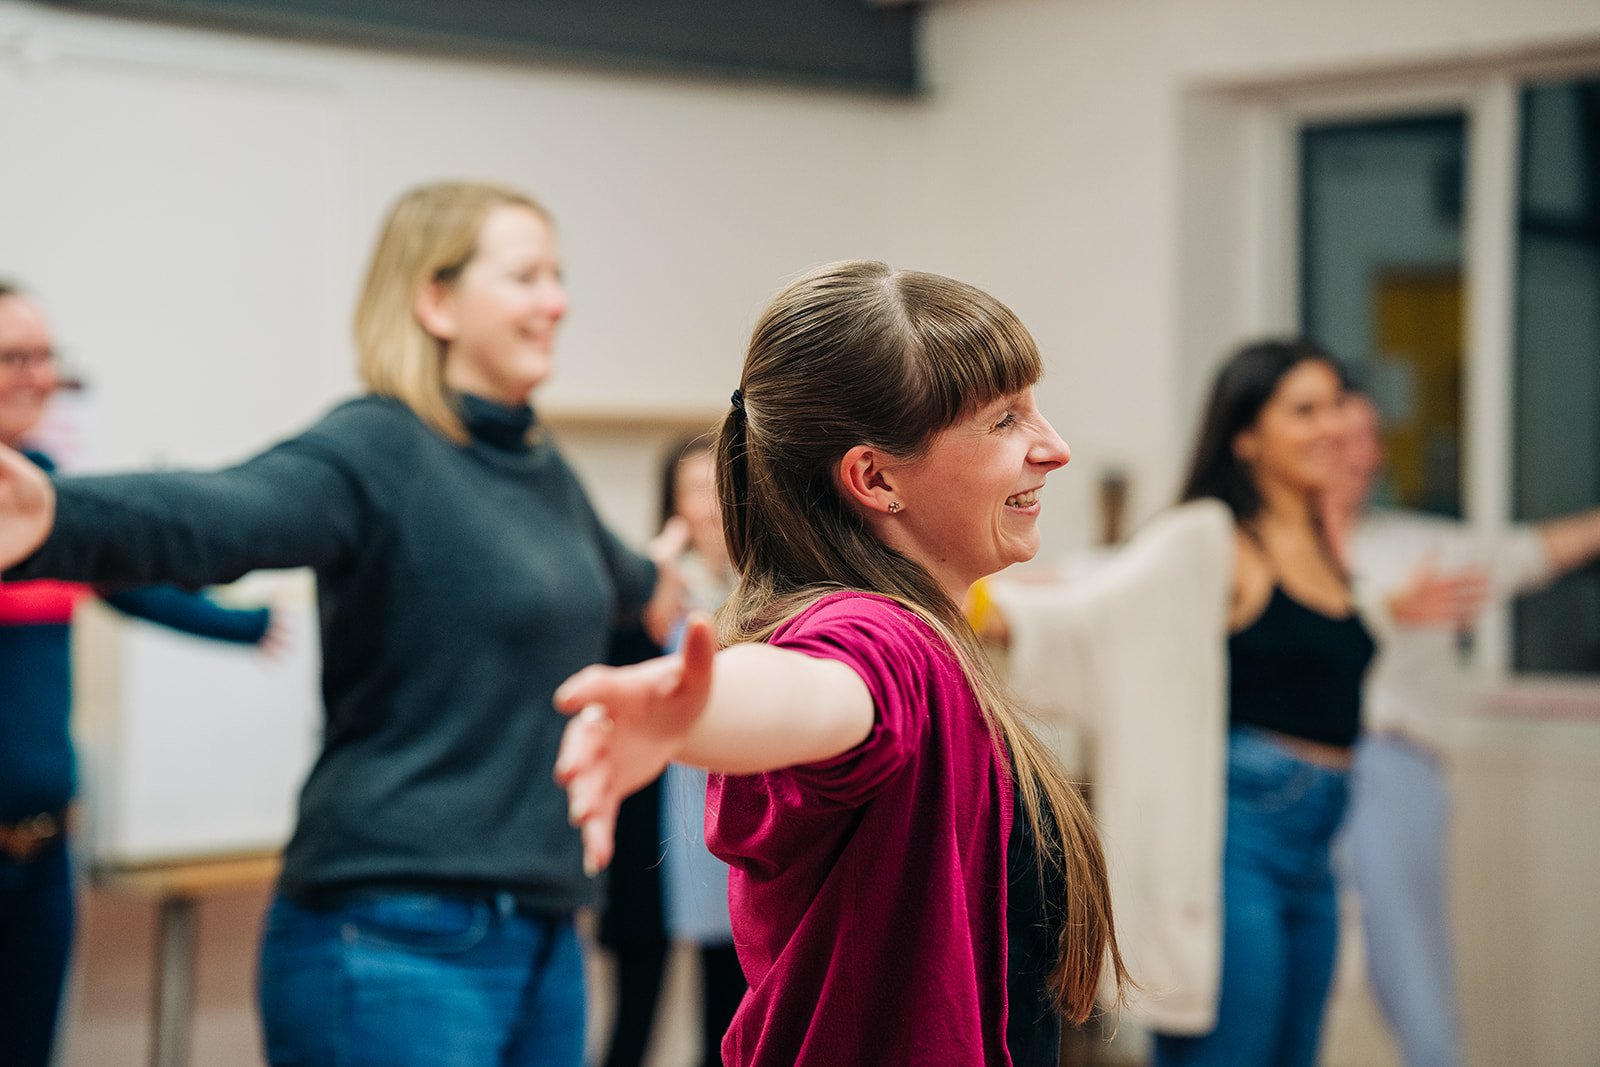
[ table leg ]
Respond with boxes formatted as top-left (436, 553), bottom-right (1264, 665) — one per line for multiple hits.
top-left (151, 893), bottom-right (197, 1067)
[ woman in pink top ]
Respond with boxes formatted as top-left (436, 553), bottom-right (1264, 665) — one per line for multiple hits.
top-left (554, 261), bottom-right (1128, 1065)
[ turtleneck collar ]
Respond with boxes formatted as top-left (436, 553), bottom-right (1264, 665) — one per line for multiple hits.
top-left (457, 392), bottom-right (537, 452)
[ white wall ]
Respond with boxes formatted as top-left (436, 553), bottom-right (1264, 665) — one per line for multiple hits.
top-left (0, 0), bottom-right (924, 527)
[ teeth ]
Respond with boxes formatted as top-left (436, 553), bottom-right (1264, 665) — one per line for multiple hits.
top-left (1006, 490), bottom-right (1038, 508)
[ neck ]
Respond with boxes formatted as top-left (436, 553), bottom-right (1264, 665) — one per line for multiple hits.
top-left (1253, 473), bottom-right (1318, 533)
top-left (443, 367), bottom-right (533, 408)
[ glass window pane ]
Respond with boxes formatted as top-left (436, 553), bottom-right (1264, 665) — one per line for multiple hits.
top-left (1511, 77), bottom-right (1600, 676)
top-left (1300, 115), bottom-right (1467, 517)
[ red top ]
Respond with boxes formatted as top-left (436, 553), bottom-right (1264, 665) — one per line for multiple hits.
top-left (708, 592), bottom-right (1015, 1066)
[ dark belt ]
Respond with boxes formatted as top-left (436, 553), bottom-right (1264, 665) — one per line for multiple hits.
top-left (0, 810), bottom-right (67, 862)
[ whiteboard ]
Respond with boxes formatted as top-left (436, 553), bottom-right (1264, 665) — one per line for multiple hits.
top-left (72, 571), bottom-right (321, 866)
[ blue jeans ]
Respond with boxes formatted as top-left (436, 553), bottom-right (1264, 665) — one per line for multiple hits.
top-left (0, 835), bottom-right (74, 1067)
top-left (258, 890), bottom-right (586, 1067)
top-left (1344, 735), bottom-right (1460, 1067)
top-left (1154, 728), bottom-right (1350, 1067)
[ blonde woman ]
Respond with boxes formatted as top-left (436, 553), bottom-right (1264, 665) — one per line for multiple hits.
top-left (552, 261), bottom-right (1128, 1066)
top-left (0, 182), bottom-right (677, 1066)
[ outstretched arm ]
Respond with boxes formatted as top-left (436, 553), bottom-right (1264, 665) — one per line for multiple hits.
top-left (1539, 506), bottom-right (1600, 576)
top-left (553, 616), bottom-right (872, 873)
top-left (1, 440), bottom-right (363, 587)
top-left (100, 585), bottom-right (272, 646)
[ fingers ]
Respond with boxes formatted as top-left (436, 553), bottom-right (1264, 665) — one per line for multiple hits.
top-left (1389, 564), bottom-right (1495, 627)
top-left (553, 705), bottom-right (612, 784)
top-left (675, 613), bottom-right (717, 703)
top-left (649, 516), bottom-right (692, 562)
top-left (551, 706), bottom-right (620, 877)
top-left (553, 664), bottom-right (615, 715)
top-left (579, 801), bottom-right (618, 876)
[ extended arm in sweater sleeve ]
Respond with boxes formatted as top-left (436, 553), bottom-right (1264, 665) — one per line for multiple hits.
top-left (99, 586), bottom-right (272, 645)
top-left (6, 440), bottom-right (365, 588)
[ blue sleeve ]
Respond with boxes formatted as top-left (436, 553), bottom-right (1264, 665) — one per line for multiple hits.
top-left (100, 586), bottom-right (271, 645)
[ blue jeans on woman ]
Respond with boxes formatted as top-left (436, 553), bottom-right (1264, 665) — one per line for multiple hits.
top-left (1154, 727), bottom-right (1350, 1067)
top-left (1345, 734), bottom-right (1461, 1067)
top-left (258, 890), bottom-right (586, 1067)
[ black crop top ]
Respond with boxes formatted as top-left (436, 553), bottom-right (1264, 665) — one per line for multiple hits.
top-left (1228, 587), bottom-right (1375, 748)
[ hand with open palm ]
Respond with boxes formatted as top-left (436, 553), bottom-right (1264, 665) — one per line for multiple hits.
top-left (1388, 556), bottom-right (1491, 630)
top-left (0, 443), bottom-right (55, 571)
top-left (553, 614), bottom-right (716, 875)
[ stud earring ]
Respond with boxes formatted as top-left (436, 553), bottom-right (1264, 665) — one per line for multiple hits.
top-left (887, 501), bottom-right (902, 514)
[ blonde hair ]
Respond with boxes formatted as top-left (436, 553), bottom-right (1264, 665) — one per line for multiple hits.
top-left (354, 181), bottom-right (551, 444)
top-left (716, 260), bottom-right (1128, 1023)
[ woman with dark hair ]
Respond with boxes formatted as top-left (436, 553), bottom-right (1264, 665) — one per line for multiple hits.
top-left (1164, 338), bottom-right (1374, 1065)
top-left (554, 260), bottom-right (1129, 1066)
top-left (979, 338), bottom-right (1374, 1067)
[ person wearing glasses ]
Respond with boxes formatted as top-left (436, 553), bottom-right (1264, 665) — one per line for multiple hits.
top-left (0, 282), bottom-right (274, 1067)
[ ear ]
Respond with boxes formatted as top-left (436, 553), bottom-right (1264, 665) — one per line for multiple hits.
top-left (413, 279), bottom-right (459, 343)
top-left (1232, 427), bottom-right (1259, 466)
top-left (836, 444), bottom-right (901, 515)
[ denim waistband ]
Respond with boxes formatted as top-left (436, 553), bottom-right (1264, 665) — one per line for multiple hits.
top-left (1226, 726), bottom-right (1350, 847)
top-left (1228, 726), bottom-right (1350, 782)
top-left (291, 882), bottom-right (571, 923)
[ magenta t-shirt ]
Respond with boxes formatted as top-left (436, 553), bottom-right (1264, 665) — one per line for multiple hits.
top-left (706, 592), bottom-right (1015, 1066)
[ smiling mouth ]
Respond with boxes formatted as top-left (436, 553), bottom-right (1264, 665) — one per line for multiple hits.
top-left (1005, 489), bottom-right (1039, 508)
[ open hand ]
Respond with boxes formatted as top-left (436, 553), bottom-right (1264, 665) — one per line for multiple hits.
top-left (0, 444), bottom-right (55, 571)
top-left (1388, 557), bottom-right (1491, 629)
top-left (553, 614), bottom-right (716, 875)
top-left (642, 516), bottom-right (692, 646)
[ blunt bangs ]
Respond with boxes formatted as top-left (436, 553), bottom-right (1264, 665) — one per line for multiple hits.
top-left (892, 270), bottom-right (1043, 436)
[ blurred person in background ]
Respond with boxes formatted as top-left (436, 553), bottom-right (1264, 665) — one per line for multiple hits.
top-left (0, 281), bottom-right (273, 1067)
top-left (600, 435), bottom-right (744, 1067)
top-left (1323, 390), bottom-right (1600, 1067)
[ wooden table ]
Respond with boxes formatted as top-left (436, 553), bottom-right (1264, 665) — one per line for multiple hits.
top-left (93, 852), bottom-right (281, 1067)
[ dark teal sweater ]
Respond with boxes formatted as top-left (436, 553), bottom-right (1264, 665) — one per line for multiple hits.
top-left (7, 397), bottom-right (654, 912)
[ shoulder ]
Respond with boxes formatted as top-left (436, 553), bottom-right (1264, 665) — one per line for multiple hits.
top-left (1157, 498), bottom-right (1236, 546)
top-left (304, 395), bottom-right (427, 446)
top-left (774, 591), bottom-right (940, 649)
top-left (770, 592), bottom-right (955, 681)
top-left (1116, 499), bottom-right (1237, 580)
top-left (1364, 507), bottom-right (1455, 533)
top-left (1355, 508), bottom-right (1460, 556)
top-left (283, 396), bottom-right (442, 474)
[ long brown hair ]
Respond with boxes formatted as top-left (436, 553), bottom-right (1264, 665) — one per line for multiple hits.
top-left (714, 259), bottom-right (1127, 1022)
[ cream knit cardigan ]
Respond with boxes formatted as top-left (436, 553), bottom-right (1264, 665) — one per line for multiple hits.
top-left (988, 499), bottom-right (1235, 1035)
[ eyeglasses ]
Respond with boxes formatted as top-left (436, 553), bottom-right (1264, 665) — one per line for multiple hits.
top-left (0, 348), bottom-right (56, 373)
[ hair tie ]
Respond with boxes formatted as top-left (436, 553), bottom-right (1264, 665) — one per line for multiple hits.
top-left (730, 389), bottom-right (747, 418)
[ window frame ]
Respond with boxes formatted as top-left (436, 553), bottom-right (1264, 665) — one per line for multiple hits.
top-left (1218, 50), bottom-right (1600, 707)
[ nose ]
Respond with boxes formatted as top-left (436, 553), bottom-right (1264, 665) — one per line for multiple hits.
top-left (1030, 416), bottom-right (1071, 471)
top-left (543, 281), bottom-right (569, 324)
